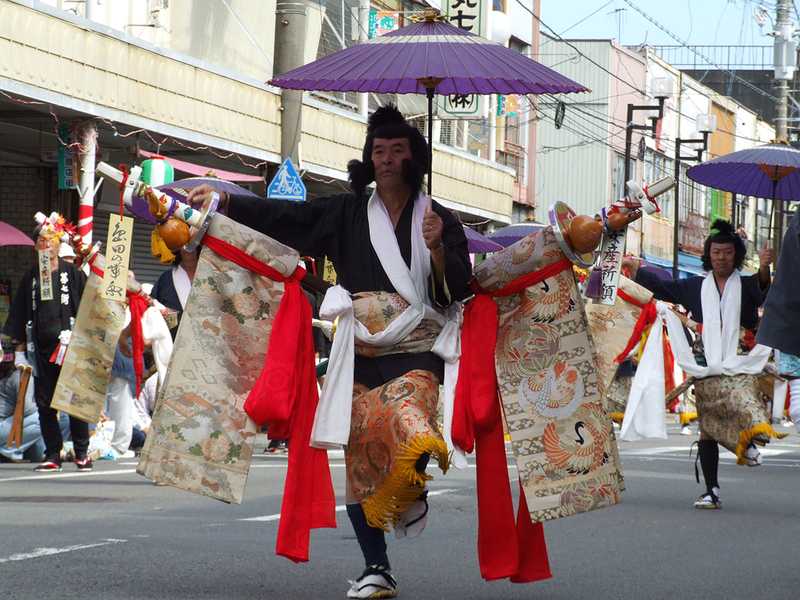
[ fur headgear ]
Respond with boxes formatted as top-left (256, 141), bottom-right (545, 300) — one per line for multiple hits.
top-left (347, 105), bottom-right (429, 198)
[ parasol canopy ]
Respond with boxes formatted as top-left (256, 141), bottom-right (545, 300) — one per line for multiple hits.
top-left (463, 225), bottom-right (503, 253)
top-left (0, 221), bottom-right (35, 247)
top-left (686, 143), bottom-right (800, 202)
top-left (270, 11), bottom-right (587, 195)
top-left (487, 222), bottom-right (547, 247)
top-left (270, 17), bottom-right (588, 96)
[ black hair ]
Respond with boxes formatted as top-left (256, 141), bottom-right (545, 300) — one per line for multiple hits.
top-left (701, 219), bottom-right (746, 271)
top-left (347, 105), bottom-right (429, 198)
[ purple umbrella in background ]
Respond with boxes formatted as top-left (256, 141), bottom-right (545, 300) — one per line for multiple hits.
top-left (129, 177), bottom-right (260, 224)
top-left (686, 144), bottom-right (800, 201)
top-left (270, 10), bottom-right (588, 195)
top-left (463, 226), bottom-right (503, 253)
top-left (487, 222), bottom-right (547, 247)
top-left (0, 221), bottom-right (34, 247)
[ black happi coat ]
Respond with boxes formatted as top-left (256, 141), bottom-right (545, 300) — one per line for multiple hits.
top-left (227, 192), bottom-right (472, 388)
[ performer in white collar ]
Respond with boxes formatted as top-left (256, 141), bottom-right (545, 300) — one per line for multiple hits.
top-left (623, 220), bottom-right (778, 510)
top-left (187, 106), bottom-right (471, 599)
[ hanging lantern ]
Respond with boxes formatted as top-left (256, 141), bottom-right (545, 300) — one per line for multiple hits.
top-left (140, 155), bottom-right (175, 187)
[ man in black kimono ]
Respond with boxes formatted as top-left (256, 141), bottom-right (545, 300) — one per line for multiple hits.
top-left (188, 106), bottom-right (471, 599)
top-left (757, 208), bottom-right (800, 431)
top-left (623, 220), bottom-right (773, 510)
top-left (4, 213), bottom-right (89, 472)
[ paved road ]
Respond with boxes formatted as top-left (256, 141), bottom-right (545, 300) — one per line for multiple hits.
top-left (1, 421), bottom-right (799, 600)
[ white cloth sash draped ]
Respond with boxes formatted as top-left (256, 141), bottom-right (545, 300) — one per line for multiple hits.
top-left (619, 316), bottom-right (667, 441)
top-left (660, 272), bottom-right (771, 378)
top-left (310, 192), bottom-right (465, 467)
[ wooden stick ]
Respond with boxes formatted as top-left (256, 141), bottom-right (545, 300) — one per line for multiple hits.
top-left (6, 365), bottom-right (32, 448)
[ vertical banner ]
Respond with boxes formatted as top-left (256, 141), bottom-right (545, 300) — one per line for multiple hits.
top-left (101, 214), bottom-right (134, 302)
top-left (37, 249), bottom-right (53, 301)
top-left (440, 0), bottom-right (488, 119)
top-left (595, 225), bottom-right (625, 305)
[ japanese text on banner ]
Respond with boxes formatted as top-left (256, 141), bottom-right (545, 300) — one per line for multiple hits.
top-left (38, 248), bottom-right (53, 301)
top-left (101, 214), bottom-right (134, 302)
top-left (597, 229), bottom-right (624, 305)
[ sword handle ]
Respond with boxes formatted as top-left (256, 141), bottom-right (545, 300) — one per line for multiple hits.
top-left (96, 161), bottom-right (205, 228)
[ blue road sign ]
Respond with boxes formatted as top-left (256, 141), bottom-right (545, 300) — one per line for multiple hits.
top-left (267, 158), bottom-right (306, 202)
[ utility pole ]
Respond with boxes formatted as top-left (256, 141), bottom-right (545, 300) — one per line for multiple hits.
top-left (773, 0), bottom-right (795, 258)
top-left (76, 121), bottom-right (97, 246)
top-left (274, 1), bottom-right (308, 165)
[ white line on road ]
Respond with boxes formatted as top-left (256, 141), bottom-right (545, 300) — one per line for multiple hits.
top-left (0, 468), bottom-right (137, 483)
top-left (238, 488), bottom-right (460, 522)
top-left (0, 539), bottom-right (127, 564)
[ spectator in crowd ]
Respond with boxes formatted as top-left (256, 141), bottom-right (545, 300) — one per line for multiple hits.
top-left (4, 212), bottom-right (89, 472)
top-left (150, 247), bottom-right (200, 336)
top-left (0, 335), bottom-right (44, 463)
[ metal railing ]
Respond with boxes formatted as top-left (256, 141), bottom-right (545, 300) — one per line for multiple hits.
top-left (647, 45), bottom-right (772, 70)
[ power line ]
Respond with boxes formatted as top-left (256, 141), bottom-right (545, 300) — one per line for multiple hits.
top-left (621, 0), bottom-right (780, 102)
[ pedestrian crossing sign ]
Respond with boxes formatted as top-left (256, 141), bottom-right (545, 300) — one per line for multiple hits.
top-left (267, 158), bottom-right (306, 202)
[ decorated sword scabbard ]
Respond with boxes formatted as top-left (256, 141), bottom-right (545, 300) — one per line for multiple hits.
top-left (550, 176), bottom-right (675, 305)
top-left (96, 161), bottom-right (217, 252)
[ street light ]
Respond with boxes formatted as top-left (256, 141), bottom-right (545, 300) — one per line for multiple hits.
top-left (671, 112), bottom-right (716, 280)
top-left (623, 76), bottom-right (674, 185)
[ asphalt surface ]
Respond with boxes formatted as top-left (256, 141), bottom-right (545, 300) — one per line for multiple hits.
top-left (1, 420), bottom-right (799, 600)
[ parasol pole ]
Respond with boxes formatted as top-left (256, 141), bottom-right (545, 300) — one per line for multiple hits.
top-left (427, 87), bottom-right (434, 196)
top-left (418, 77), bottom-right (443, 199)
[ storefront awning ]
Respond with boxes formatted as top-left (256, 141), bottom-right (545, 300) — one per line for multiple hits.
top-left (138, 149), bottom-right (263, 182)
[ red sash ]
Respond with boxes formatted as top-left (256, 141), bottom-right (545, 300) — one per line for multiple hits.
top-left (204, 234), bottom-right (335, 563)
top-left (452, 258), bottom-right (572, 583)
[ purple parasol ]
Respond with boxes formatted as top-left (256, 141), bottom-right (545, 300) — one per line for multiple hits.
top-left (686, 143), bottom-right (800, 202)
top-left (270, 11), bottom-right (587, 195)
top-left (487, 222), bottom-right (547, 247)
top-left (270, 18), bottom-right (587, 96)
top-left (463, 225), bottom-right (503, 253)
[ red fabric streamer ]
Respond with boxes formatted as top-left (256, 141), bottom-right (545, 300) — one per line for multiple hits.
top-left (663, 330), bottom-right (676, 396)
top-left (614, 290), bottom-right (657, 364)
top-left (452, 258), bottom-right (571, 583)
top-left (204, 234), bottom-right (336, 562)
top-left (117, 164), bottom-right (129, 217)
top-left (127, 292), bottom-right (148, 397)
top-left (88, 258), bottom-right (147, 396)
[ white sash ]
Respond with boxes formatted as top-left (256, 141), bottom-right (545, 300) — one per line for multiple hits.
top-left (172, 266), bottom-right (191, 310)
top-left (310, 192), bottom-right (465, 467)
top-left (660, 272), bottom-right (771, 378)
top-left (619, 318), bottom-right (667, 441)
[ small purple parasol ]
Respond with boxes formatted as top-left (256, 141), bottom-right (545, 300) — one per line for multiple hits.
top-left (463, 226), bottom-right (503, 253)
top-left (128, 177), bottom-right (260, 224)
top-left (270, 11), bottom-right (588, 196)
top-left (487, 222), bottom-right (547, 248)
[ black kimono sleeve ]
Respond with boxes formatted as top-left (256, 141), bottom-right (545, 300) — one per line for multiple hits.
top-left (635, 269), bottom-right (694, 308)
top-left (227, 193), bottom-right (348, 259)
top-left (429, 202), bottom-right (471, 307)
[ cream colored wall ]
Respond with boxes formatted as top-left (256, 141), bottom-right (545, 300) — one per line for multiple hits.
top-left (1, 0), bottom-right (513, 220)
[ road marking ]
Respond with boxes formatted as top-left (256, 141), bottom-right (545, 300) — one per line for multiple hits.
top-left (622, 469), bottom-right (742, 482)
top-left (0, 468), bottom-right (137, 483)
top-left (624, 455), bottom-right (800, 468)
top-left (238, 488), bottom-right (459, 522)
top-left (0, 539), bottom-right (127, 564)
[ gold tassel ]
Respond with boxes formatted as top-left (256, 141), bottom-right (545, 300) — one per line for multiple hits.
top-left (734, 422), bottom-right (789, 465)
top-left (679, 411), bottom-right (698, 425)
top-left (151, 228), bottom-right (176, 264)
top-left (361, 434), bottom-right (449, 532)
top-left (609, 411), bottom-right (625, 424)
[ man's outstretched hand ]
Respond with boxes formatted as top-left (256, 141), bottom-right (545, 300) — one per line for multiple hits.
top-left (185, 184), bottom-right (229, 212)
